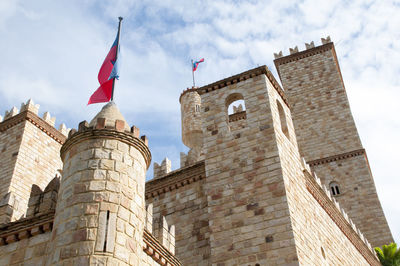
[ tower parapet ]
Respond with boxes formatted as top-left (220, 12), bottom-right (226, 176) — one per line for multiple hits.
top-left (153, 157), bottom-right (171, 179)
top-left (274, 36), bottom-right (332, 60)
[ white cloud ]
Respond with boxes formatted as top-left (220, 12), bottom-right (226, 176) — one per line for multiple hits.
top-left (0, 0), bottom-right (399, 244)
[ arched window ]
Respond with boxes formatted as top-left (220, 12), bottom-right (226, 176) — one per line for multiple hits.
top-left (277, 100), bottom-right (289, 139)
top-left (226, 93), bottom-right (246, 115)
top-left (329, 182), bottom-right (341, 196)
top-left (226, 93), bottom-right (247, 130)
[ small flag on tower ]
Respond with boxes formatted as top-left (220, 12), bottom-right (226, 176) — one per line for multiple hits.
top-left (191, 58), bottom-right (204, 87)
top-left (192, 58), bottom-right (204, 72)
top-left (88, 17), bottom-right (123, 105)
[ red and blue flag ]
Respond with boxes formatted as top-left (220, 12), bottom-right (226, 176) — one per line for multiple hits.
top-left (192, 58), bottom-right (204, 71)
top-left (88, 32), bottom-right (120, 105)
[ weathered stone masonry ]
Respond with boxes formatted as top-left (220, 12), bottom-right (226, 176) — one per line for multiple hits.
top-left (274, 39), bottom-right (393, 248)
top-left (0, 37), bottom-right (392, 266)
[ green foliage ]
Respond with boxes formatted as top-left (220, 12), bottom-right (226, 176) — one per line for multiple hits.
top-left (375, 243), bottom-right (400, 266)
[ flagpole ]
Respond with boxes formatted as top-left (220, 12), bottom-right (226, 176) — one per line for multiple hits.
top-left (111, 17), bottom-right (123, 101)
top-left (191, 59), bottom-right (196, 87)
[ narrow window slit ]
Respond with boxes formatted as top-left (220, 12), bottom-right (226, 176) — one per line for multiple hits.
top-left (103, 210), bottom-right (110, 252)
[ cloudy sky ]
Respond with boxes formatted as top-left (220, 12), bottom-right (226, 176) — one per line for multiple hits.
top-left (0, 0), bottom-right (398, 244)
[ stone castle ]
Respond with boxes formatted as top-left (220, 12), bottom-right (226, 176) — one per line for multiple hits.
top-left (0, 37), bottom-right (394, 265)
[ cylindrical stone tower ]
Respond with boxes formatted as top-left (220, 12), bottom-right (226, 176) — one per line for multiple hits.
top-left (48, 102), bottom-right (151, 265)
top-left (180, 88), bottom-right (202, 150)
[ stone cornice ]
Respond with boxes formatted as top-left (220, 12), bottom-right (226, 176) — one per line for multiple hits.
top-left (145, 161), bottom-right (206, 199)
top-left (143, 229), bottom-right (181, 266)
top-left (0, 211), bottom-right (54, 245)
top-left (274, 42), bottom-right (333, 67)
top-left (196, 66), bottom-right (290, 108)
top-left (0, 110), bottom-right (66, 144)
top-left (307, 149), bottom-right (365, 167)
top-left (61, 129), bottom-right (152, 169)
top-left (304, 170), bottom-right (379, 266)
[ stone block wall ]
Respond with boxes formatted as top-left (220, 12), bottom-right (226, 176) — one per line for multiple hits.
top-left (0, 100), bottom-right (66, 223)
top-left (274, 40), bottom-right (393, 247)
top-left (311, 154), bottom-right (393, 247)
top-left (274, 41), bottom-right (362, 160)
top-left (267, 79), bottom-right (378, 265)
top-left (0, 232), bottom-right (52, 265)
top-left (0, 122), bottom-right (25, 224)
top-left (146, 162), bottom-right (210, 265)
top-left (198, 70), bottom-right (299, 265)
top-left (9, 121), bottom-right (63, 220)
top-left (26, 177), bottom-right (59, 218)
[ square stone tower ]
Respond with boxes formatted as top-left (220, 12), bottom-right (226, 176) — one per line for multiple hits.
top-left (193, 66), bottom-right (378, 265)
top-left (274, 37), bottom-right (393, 247)
top-left (0, 100), bottom-right (66, 224)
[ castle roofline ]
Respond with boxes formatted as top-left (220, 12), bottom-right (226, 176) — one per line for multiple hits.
top-left (274, 42), bottom-right (333, 67)
top-left (145, 161), bottom-right (205, 199)
top-left (195, 65), bottom-right (290, 108)
top-left (273, 40), bottom-right (347, 111)
top-left (0, 110), bottom-right (67, 144)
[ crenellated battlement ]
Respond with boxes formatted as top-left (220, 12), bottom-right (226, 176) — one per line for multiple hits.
top-left (274, 36), bottom-right (333, 64)
top-left (143, 203), bottom-right (178, 265)
top-left (67, 119), bottom-right (148, 149)
top-left (301, 158), bottom-right (377, 260)
top-left (0, 99), bottom-right (70, 141)
top-left (62, 118), bottom-right (151, 169)
top-left (179, 86), bottom-right (199, 103)
top-left (145, 204), bottom-right (175, 255)
top-left (153, 157), bottom-right (171, 179)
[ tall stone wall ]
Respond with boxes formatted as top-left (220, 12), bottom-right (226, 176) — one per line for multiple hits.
top-left (146, 162), bottom-right (210, 265)
top-left (0, 122), bottom-right (25, 224)
top-left (274, 40), bottom-right (393, 247)
top-left (0, 100), bottom-right (66, 223)
top-left (311, 155), bottom-right (392, 248)
top-left (0, 122), bottom-right (24, 198)
top-left (198, 70), bottom-right (299, 265)
top-left (273, 39), bottom-right (363, 161)
top-left (9, 121), bottom-right (63, 221)
top-left (267, 80), bottom-right (377, 265)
